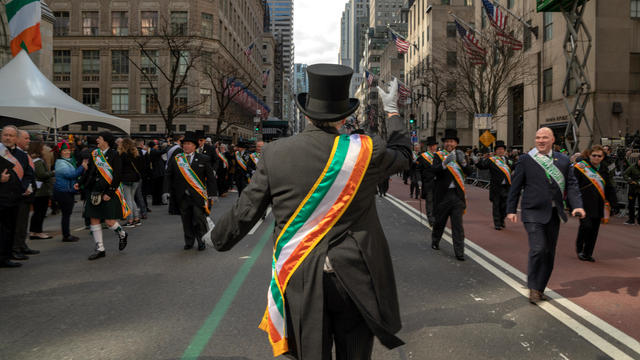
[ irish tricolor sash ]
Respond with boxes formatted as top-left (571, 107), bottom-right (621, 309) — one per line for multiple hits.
top-left (575, 160), bottom-right (610, 223)
top-left (0, 144), bottom-right (24, 179)
top-left (258, 134), bottom-right (373, 357)
top-left (216, 149), bottom-right (228, 168)
top-left (421, 151), bottom-right (434, 165)
top-left (250, 152), bottom-right (260, 166)
top-left (235, 151), bottom-right (248, 171)
top-left (176, 154), bottom-right (210, 214)
top-left (5, 0), bottom-right (42, 56)
top-left (91, 149), bottom-right (131, 219)
top-left (490, 156), bottom-right (511, 184)
top-left (436, 150), bottom-right (466, 193)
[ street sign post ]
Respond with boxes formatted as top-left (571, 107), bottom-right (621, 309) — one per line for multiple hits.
top-left (479, 130), bottom-right (496, 148)
top-left (474, 114), bottom-right (492, 130)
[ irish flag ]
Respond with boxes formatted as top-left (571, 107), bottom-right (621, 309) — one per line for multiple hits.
top-left (5, 0), bottom-right (42, 56)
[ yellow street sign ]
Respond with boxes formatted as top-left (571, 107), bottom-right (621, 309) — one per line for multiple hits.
top-left (479, 130), bottom-right (496, 147)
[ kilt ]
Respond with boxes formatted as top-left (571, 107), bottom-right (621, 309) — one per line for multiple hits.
top-left (83, 195), bottom-right (124, 220)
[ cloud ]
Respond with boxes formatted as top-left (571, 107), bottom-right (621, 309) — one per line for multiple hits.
top-left (294, 0), bottom-right (345, 65)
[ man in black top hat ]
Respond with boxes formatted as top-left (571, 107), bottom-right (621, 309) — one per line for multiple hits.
top-left (232, 140), bottom-right (254, 196)
top-left (476, 140), bottom-right (514, 230)
top-left (417, 136), bottom-right (438, 226)
top-left (164, 131), bottom-right (217, 251)
top-left (210, 65), bottom-right (410, 359)
top-left (431, 129), bottom-right (473, 261)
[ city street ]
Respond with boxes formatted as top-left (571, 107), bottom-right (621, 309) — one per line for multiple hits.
top-left (2, 180), bottom-right (639, 360)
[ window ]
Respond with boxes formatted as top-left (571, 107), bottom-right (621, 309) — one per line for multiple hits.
top-left (179, 124), bottom-right (187, 132)
top-left (201, 13), bottom-right (213, 37)
top-left (149, 124), bottom-right (157, 132)
top-left (53, 50), bottom-right (71, 81)
top-left (543, 68), bottom-right (553, 102)
top-left (447, 51), bottom-right (457, 66)
top-left (481, 10), bottom-right (487, 29)
top-left (82, 88), bottom-right (100, 109)
top-left (59, 87), bottom-right (71, 95)
top-left (508, 0), bottom-right (515, 9)
top-left (111, 88), bottom-right (129, 113)
top-left (82, 50), bottom-right (100, 81)
top-left (141, 11), bottom-right (158, 35)
top-left (441, 0), bottom-right (450, 4)
top-left (54, 12), bottom-right (69, 36)
top-left (203, 125), bottom-right (210, 133)
top-left (82, 11), bottom-right (99, 36)
top-left (446, 22), bottom-right (457, 38)
top-left (632, 0), bottom-right (640, 18)
top-left (447, 81), bottom-right (456, 97)
top-left (171, 11), bottom-right (188, 36)
top-left (524, 20), bottom-right (532, 51)
top-left (139, 124), bottom-right (147, 132)
top-left (171, 51), bottom-right (190, 76)
top-left (630, 53), bottom-right (640, 91)
top-left (465, 0), bottom-right (473, 6)
top-left (141, 50), bottom-right (158, 80)
top-left (111, 11), bottom-right (128, 36)
top-left (200, 89), bottom-right (212, 114)
top-left (543, 12), bottom-right (553, 42)
top-left (174, 87), bottom-right (188, 111)
top-left (111, 50), bottom-right (129, 81)
top-left (140, 88), bottom-right (159, 114)
top-left (446, 111), bottom-right (456, 128)
top-left (81, 124), bottom-right (88, 131)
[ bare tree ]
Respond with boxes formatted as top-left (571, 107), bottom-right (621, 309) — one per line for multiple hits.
top-left (415, 56), bottom-right (454, 137)
top-left (127, 20), bottom-right (204, 136)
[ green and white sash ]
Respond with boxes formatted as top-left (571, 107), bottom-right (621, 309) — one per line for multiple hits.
top-left (258, 134), bottom-right (373, 357)
top-left (529, 148), bottom-right (565, 193)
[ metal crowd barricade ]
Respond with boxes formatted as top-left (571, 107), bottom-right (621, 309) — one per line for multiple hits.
top-left (614, 176), bottom-right (631, 217)
top-left (466, 168), bottom-right (491, 189)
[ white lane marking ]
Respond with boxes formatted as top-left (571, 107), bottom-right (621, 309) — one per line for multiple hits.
top-left (248, 207), bottom-right (272, 235)
top-left (559, 353), bottom-right (570, 360)
top-left (73, 226), bottom-right (87, 232)
top-left (239, 256), bottom-right (251, 259)
top-left (384, 195), bottom-right (639, 360)
top-left (470, 294), bottom-right (485, 301)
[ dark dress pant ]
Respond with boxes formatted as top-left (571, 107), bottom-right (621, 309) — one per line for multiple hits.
top-left (576, 217), bottom-right (601, 258)
top-left (492, 185), bottom-right (509, 227)
top-left (410, 180), bottom-right (420, 198)
top-left (322, 272), bottom-right (374, 360)
top-left (178, 195), bottom-right (207, 247)
top-left (29, 196), bottom-right (50, 233)
top-left (13, 200), bottom-right (31, 252)
top-left (628, 190), bottom-right (639, 222)
top-left (0, 206), bottom-right (18, 262)
top-left (431, 189), bottom-right (465, 257)
top-left (152, 176), bottom-right (164, 205)
top-left (423, 184), bottom-right (435, 225)
top-left (524, 208), bottom-right (561, 291)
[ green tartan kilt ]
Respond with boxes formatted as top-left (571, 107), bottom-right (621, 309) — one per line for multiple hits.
top-left (83, 196), bottom-right (124, 220)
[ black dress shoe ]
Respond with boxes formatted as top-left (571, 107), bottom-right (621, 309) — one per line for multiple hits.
top-left (184, 244), bottom-right (194, 250)
top-left (88, 251), bottom-right (106, 260)
top-left (431, 242), bottom-right (440, 250)
top-left (577, 253), bottom-right (589, 261)
top-left (62, 235), bottom-right (80, 242)
top-left (495, 226), bottom-right (503, 230)
top-left (456, 255), bottom-right (466, 261)
top-left (118, 232), bottom-right (128, 251)
top-left (586, 256), bottom-right (596, 262)
top-left (10, 252), bottom-right (29, 261)
top-left (0, 260), bottom-right (22, 268)
top-left (22, 248), bottom-right (40, 255)
top-left (198, 243), bottom-right (206, 251)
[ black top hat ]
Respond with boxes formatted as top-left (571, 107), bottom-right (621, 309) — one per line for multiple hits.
top-left (194, 130), bottom-right (206, 140)
top-left (295, 64), bottom-right (360, 122)
top-left (425, 136), bottom-right (437, 146)
top-left (182, 131), bottom-right (198, 145)
top-left (441, 129), bottom-right (459, 143)
top-left (495, 140), bottom-right (507, 149)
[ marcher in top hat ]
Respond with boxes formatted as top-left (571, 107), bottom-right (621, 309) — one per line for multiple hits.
top-left (164, 131), bottom-right (217, 251)
top-left (210, 64), bottom-right (411, 359)
top-left (431, 129), bottom-right (473, 261)
top-left (417, 136), bottom-right (438, 226)
top-left (196, 130), bottom-right (217, 169)
top-left (214, 142), bottom-right (231, 197)
top-left (409, 144), bottom-right (421, 199)
top-left (233, 139), bottom-right (254, 196)
top-left (476, 140), bottom-right (514, 230)
top-left (80, 131), bottom-right (129, 260)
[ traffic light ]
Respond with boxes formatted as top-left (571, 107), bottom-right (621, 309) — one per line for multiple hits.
top-left (409, 114), bottom-right (415, 129)
top-left (255, 126), bottom-right (259, 133)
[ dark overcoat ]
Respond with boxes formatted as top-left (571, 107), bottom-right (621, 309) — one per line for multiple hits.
top-left (476, 156), bottom-right (514, 202)
top-left (573, 159), bottom-right (618, 218)
top-left (430, 151), bottom-right (473, 206)
top-left (164, 151), bottom-right (217, 215)
top-left (211, 115), bottom-right (412, 359)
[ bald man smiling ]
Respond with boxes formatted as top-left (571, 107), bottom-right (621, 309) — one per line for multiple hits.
top-left (506, 127), bottom-right (585, 304)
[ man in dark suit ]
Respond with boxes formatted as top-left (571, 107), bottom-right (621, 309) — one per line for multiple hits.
top-left (210, 66), bottom-right (411, 359)
top-left (409, 144), bottom-right (421, 199)
top-left (476, 140), bottom-right (513, 230)
top-left (148, 140), bottom-right (166, 205)
top-left (196, 130), bottom-right (218, 169)
top-left (164, 131), bottom-right (217, 251)
top-left (506, 127), bottom-right (585, 304)
top-left (232, 140), bottom-right (254, 196)
top-left (430, 129), bottom-right (473, 261)
top-left (418, 136), bottom-right (438, 226)
top-left (12, 130), bottom-right (39, 260)
top-left (1, 125), bottom-right (27, 268)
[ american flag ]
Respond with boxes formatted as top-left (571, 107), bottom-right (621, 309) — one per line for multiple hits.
top-left (398, 81), bottom-right (410, 104)
top-left (481, 0), bottom-right (522, 50)
top-left (244, 42), bottom-right (255, 58)
top-left (262, 69), bottom-right (270, 86)
top-left (391, 32), bottom-right (410, 54)
top-left (455, 20), bottom-right (486, 65)
top-left (365, 70), bottom-right (374, 86)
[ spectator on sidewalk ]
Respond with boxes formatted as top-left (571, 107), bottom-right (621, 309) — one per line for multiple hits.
top-left (13, 130), bottom-right (39, 260)
top-left (623, 156), bottom-right (640, 225)
top-left (28, 140), bottom-right (54, 240)
top-left (149, 140), bottom-right (166, 205)
top-left (1, 126), bottom-right (26, 268)
top-left (119, 138), bottom-right (143, 227)
top-left (53, 141), bottom-right (87, 242)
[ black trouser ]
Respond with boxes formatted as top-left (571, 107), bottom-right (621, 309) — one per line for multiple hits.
top-left (377, 178), bottom-right (389, 195)
top-left (152, 176), bottom-right (164, 205)
top-left (217, 168), bottom-right (229, 194)
top-left (491, 185), bottom-right (510, 227)
top-left (523, 208), bottom-right (561, 291)
top-left (576, 217), bottom-right (601, 258)
top-left (236, 177), bottom-right (248, 196)
top-left (322, 273), bottom-right (374, 360)
top-left (178, 195), bottom-right (207, 247)
top-left (432, 189), bottom-right (465, 257)
top-left (410, 179), bottom-right (420, 198)
top-left (29, 196), bottom-right (50, 233)
top-left (53, 191), bottom-right (75, 238)
top-left (422, 183), bottom-right (435, 225)
top-left (0, 206), bottom-right (18, 263)
top-left (628, 190), bottom-right (639, 222)
top-left (13, 201), bottom-right (31, 252)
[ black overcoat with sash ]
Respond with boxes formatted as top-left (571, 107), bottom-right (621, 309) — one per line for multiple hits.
top-left (164, 151), bottom-right (217, 215)
top-left (211, 115), bottom-right (412, 359)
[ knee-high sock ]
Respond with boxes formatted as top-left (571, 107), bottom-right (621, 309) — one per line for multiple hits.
top-left (108, 222), bottom-right (126, 238)
top-left (90, 224), bottom-right (104, 251)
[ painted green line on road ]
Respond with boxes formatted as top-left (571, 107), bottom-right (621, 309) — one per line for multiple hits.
top-left (181, 222), bottom-right (274, 360)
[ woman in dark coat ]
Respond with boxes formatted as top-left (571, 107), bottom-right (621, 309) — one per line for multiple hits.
top-left (573, 145), bottom-right (618, 262)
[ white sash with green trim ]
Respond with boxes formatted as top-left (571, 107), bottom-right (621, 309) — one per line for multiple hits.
top-left (258, 134), bottom-right (373, 357)
top-left (528, 149), bottom-right (565, 193)
top-left (489, 156), bottom-right (511, 184)
top-left (176, 153), bottom-right (210, 214)
top-left (574, 160), bottom-right (610, 223)
top-left (421, 151), bottom-right (434, 165)
top-left (91, 149), bottom-right (131, 218)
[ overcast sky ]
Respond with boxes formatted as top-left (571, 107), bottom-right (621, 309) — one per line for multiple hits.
top-left (293, 0), bottom-right (345, 65)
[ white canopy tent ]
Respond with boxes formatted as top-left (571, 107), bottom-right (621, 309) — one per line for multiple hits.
top-left (0, 51), bottom-right (130, 133)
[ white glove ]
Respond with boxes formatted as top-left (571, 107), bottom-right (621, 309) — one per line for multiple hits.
top-left (162, 193), bottom-right (170, 204)
top-left (456, 150), bottom-right (467, 167)
top-left (377, 78), bottom-right (399, 114)
top-left (443, 152), bottom-right (456, 165)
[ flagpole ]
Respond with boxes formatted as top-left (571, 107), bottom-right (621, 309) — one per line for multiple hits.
top-left (448, 11), bottom-right (491, 42)
top-left (386, 24), bottom-right (419, 50)
top-left (491, 1), bottom-right (539, 37)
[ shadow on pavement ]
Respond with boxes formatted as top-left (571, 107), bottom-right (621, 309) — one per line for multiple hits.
top-left (558, 276), bottom-right (640, 298)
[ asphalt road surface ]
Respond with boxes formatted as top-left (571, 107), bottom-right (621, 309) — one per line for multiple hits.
top-left (0, 192), bottom-right (631, 360)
